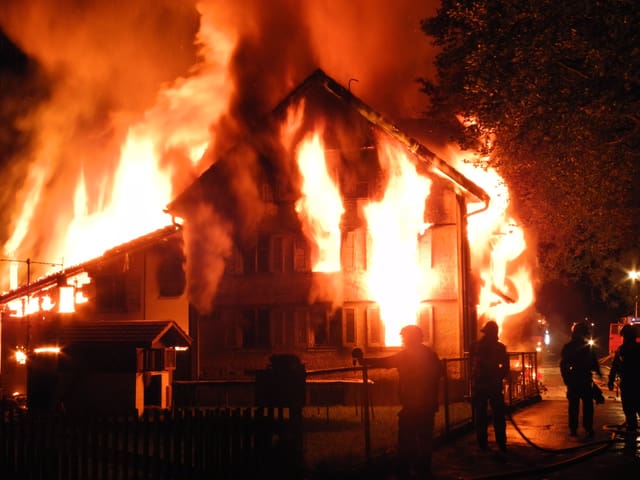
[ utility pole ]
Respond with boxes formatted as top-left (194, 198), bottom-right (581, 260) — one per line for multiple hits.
top-left (0, 257), bottom-right (64, 364)
top-left (629, 270), bottom-right (640, 319)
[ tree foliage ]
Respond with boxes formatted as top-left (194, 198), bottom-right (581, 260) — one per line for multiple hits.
top-left (421, 0), bottom-right (640, 311)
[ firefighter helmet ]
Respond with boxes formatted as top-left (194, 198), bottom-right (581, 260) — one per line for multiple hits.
top-left (480, 320), bottom-right (499, 337)
top-left (620, 324), bottom-right (638, 340)
top-left (400, 324), bottom-right (424, 345)
top-left (571, 320), bottom-right (590, 339)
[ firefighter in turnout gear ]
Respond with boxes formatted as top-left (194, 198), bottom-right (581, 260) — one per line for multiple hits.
top-left (560, 320), bottom-right (602, 438)
top-left (608, 324), bottom-right (640, 434)
top-left (469, 320), bottom-right (510, 452)
top-left (355, 325), bottom-right (444, 479)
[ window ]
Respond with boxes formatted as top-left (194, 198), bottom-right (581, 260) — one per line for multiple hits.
top-left (294, 310), bottom-right (308, 346)
top-left (344, 308), bottom-right (356, 344)
top-left (293, 238), bottom-right (309, 272)
top-left (272, 235), bottom-right (295, 273)
top-left (366, 306), bottom-right (384, 346)
top-left (241, 308), bottom-right (271, 349)
top-left (341, 229), bottom-right (366, 271)
top-left (95, 274), bottom-right (140, 313)
top-left (271, 309), bottom-right (289, 347)
top-left (257, 235), bottom-right (270, 272)
top-left (273, 236), bottom-right (284, 273)
top-left (243, 235), bottom-right (271, 273)
top-left (138, 349), bottom-right (169, 372)
top-left (223, 310), bottom-right (240, 347)
top-left (156, 243), bottom-right (186, 297)
top-left (225, 246), bottom-right (244, 275)
top-left (310, 307), bottom-right (342, 347)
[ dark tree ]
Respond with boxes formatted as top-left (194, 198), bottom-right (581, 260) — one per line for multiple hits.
top-left (421, 0), bottom-right (640, 313)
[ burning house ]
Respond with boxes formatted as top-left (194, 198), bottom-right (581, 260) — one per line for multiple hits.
top-left (0, 68), bottom-right (536, 411)
top-left (167, 69), bottom-right (491, 380)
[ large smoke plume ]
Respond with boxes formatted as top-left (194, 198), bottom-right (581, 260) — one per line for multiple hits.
top-left (0, 0), bottom-right (438, 310)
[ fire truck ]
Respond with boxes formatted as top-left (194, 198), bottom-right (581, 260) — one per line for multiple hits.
top-left (609, 316), bottom-right (640, 354)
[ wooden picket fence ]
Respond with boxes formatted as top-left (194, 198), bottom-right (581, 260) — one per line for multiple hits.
top-left (0, 407), bottom-right (302, 480)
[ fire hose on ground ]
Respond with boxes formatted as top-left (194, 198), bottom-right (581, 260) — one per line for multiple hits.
top-left (466, 396), bottom-right (633, 480)
top-left (344, 349), bottom-right (631, 479)
top-left (465, 358), bottom-right (639, 479)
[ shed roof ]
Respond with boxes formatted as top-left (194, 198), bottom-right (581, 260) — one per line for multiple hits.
top-left (37, 320), bottom-right (191, 349)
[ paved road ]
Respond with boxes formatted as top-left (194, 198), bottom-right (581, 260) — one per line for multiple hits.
top-left (429, 350), bottom-right (640, 479)
top-left (330, 350), bottom-right (639, 479)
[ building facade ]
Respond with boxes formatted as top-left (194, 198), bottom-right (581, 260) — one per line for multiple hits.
top-left (1, 70), bottom-right (490, 408)
top-left (168, 70), bottom-right (489, 380)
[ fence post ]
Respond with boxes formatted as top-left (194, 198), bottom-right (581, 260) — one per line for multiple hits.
top-left (361, 365), bottom-right (371, 463)
top-left (443, 359), bottom-right (451, 434)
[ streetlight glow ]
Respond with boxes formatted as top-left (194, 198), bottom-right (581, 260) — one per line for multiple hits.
top-left (629, 270), bottom-right (640, 319)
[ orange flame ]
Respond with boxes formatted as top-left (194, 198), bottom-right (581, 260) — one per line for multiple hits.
top-left (63, 130), bottom-right (174, 266)
top-left (454, 155), bottom-right (534, 332)
top-left (363, 138), bottom-right (432, 345)
top-left (1, 3), bottom-right (236, 286)
top-left (289, 112), bottom-right (534, 345)
top-left (294, 132), bottom-right (344, 272)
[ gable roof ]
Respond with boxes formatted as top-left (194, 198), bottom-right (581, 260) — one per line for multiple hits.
top-left (275, 69), bottom-right (490, 202)
top-left (37, 320), bottom-right (191, 349)
top-left (168, 68), bottom-right (490, 212)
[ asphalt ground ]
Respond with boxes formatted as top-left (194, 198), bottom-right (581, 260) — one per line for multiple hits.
top-left (326, 350), bottom-right (640, 480)
top-left (428, 350), bottom-right (640, 480)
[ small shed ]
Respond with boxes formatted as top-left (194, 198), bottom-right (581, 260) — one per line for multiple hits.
top-left (27, 320), bottom-right (192, 415)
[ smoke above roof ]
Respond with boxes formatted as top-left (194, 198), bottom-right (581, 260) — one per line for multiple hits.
top-left (0, 0), bottom-right (438, 288)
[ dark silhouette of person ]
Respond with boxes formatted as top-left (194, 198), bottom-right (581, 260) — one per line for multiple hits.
top-left (355, 324), bottom-right (444, 479)
top-left (608, 324), bottom-right (640, 435)
top-left (560, 320), bottom-right (602, 438)
top-left (469, 320), bottom-right (509, 452)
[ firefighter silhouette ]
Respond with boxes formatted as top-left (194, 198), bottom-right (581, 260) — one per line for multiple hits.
top-left (354, 325), bottom-right (444, 479)
top-left (469, 320), bottom-right (509, 452)
top-left (560, 320), bottom-right (602, 438)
